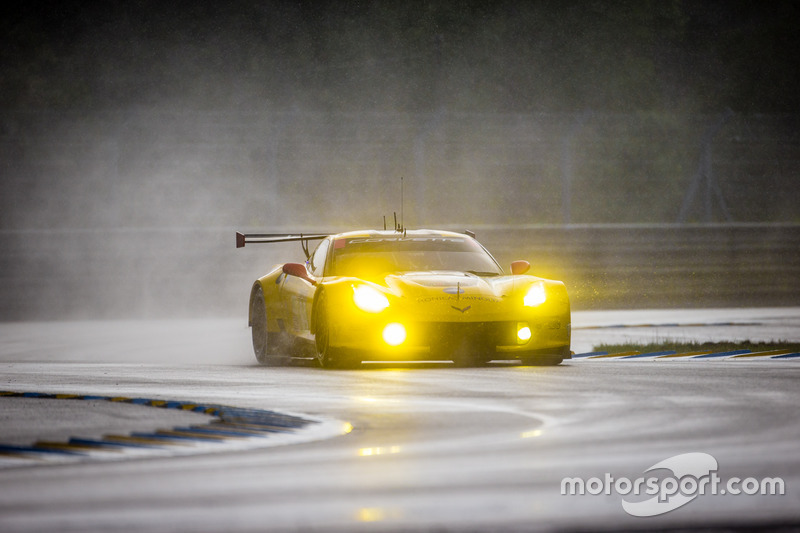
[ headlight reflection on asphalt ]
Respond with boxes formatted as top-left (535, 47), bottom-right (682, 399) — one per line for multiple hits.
top-left (520, 429), bottom-right (543, 439)
top-left (358, 445), bottom-right (401, 457)
top-left (356, 507), bottom-right (403, 522)
top-left (357, 508), bottom-right (385, 522)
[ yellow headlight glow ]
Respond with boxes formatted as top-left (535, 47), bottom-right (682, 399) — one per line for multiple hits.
top-left (517, 324), bottom-right (532, 343)
top-left (353, 285), bottom-right (390, 312)
top-left (382, 323), bottom-right (407, 346)
top-left (523, 282), bottom-right (547, 307)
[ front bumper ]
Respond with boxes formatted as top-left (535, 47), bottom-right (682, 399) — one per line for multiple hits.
top-left (330, 317), bottom-right (571, 360)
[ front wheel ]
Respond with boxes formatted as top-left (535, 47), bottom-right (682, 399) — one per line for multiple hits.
top-left (450, 347), bottom-right (490, 368)
top-left (519, 346), bottom-right (569, 366)
top-left (315, 292), bottom-right (360, 369)
top-left (520, 354), bottom-right (563, 366)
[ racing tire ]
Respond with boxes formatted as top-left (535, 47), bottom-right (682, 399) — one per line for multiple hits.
top-left (251, 287), bottom-right (288, 366)
top-left (519, 346), bottom-right (569, 366)
top-left (315, 292), bottom-right (361, 370)
top-left (520, 355), bottom-right (563, 366)
top-left (448, 338), bottom-right (490, 368)
top-left (451, 352), bottom-right (490, 368)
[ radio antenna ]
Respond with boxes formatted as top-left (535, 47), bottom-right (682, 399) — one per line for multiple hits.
top-left (400, 176), bottom-right (404, 233)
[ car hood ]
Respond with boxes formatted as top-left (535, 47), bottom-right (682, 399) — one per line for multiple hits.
top-left (383, 271), bottom-right (513, 301)
top-left (374, 271), bottom-right (531, 320)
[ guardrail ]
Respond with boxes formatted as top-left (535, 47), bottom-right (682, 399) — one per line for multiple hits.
top-left (479, 223), bottom-right (800, 309)
top-left (1, 224), bottom-right (798, 320)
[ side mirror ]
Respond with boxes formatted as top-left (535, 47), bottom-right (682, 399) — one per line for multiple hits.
top-left (282, 263), bottom-right (317, 285)
top-left (510, 260), bottom-right (530, 276)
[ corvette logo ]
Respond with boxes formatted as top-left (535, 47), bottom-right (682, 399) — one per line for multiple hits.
top-left (451, 305), bottom-right (471, 313)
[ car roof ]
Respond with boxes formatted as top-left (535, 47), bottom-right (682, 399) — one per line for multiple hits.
top-left (332, 229), bottom-right (472, 240)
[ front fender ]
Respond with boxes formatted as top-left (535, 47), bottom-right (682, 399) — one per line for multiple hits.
top-left (309, 277), bottom-right (382, 334)
top-left (309, 285), bottom-right (324, 335)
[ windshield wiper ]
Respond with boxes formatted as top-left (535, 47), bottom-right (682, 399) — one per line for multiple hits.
top-left (465, 270), bottom-right (500, 277)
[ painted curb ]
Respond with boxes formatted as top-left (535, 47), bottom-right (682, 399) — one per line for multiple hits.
top-left (0, 391), bottom-right (352, 467)
top-left (571, 350), bottom-right (800, 361)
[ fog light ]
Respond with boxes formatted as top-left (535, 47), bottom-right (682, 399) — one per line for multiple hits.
top-left (517, 324), bottom-right (532, 343)
top-left (382, 323), bottom-right (407, 346)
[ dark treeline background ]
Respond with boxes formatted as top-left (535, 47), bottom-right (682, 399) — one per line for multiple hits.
top-left (3, 0), bottom-right (800, 114)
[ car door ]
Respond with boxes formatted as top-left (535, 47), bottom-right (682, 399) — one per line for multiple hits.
top-left (279, 238), bottom-right (330, 338)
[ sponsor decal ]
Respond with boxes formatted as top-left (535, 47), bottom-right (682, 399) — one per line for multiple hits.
top-left (417, 295), bottom-right (501, 304)
top-left (348, 237), bottom-right (465, 244)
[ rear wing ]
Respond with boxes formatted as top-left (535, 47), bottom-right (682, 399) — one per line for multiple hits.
top-left (235, 232), bottom-right (329, 248)
top-left (236, 232), bottom-right (330, 259)
top-left (236, 228), bottom-right (478, 257)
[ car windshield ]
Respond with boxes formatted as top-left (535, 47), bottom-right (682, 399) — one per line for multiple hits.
top-left (329, 235), bottom-right (503, 278)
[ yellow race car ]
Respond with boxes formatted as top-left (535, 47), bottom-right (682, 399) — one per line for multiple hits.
top-left (237, 229), bottom-right (570, 368)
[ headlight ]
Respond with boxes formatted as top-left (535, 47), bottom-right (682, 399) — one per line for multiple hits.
top-left (523, 282), bottom-right (547, 307)
top-left (353, 285), bottom-right (390, 312)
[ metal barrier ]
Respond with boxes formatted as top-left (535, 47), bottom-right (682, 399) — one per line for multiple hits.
top-left (479, 223), bottom-right (800, 309)
top-left (1, 224), bottom-right (797, 320)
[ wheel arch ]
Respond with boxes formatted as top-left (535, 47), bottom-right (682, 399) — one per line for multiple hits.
top-left (308, 278), bottom-right (353, 335)
top-left (248, 281), bottom-right (265, 327)
top-left (247, 265), bottom-right (284, 327)
top-left (309, 285), bottom-right (325, 335)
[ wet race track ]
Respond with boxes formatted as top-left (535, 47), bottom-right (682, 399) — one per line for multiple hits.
top-left (1, 308), bottom-right (799, 532)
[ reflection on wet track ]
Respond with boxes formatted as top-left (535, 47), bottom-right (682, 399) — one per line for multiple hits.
top-left (0, 309), bottom-right (798, 532)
